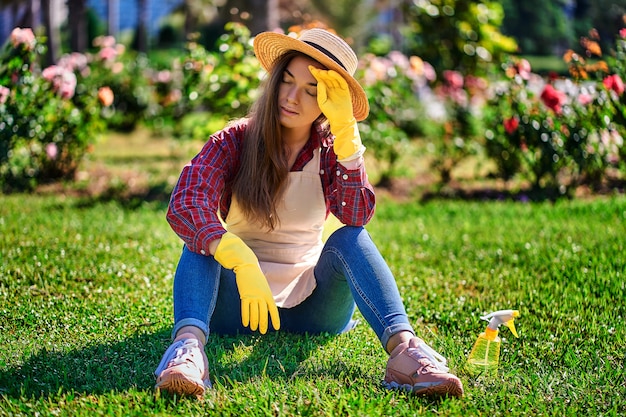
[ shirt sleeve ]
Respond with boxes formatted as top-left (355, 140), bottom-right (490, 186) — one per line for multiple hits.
top-left (166, 124), bottom-right (242, 255)
top-left (321, 144), bottom-right (376, 226)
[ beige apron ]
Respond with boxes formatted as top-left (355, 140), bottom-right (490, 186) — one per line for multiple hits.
top-left (225, 148), bottom-right (326, 308)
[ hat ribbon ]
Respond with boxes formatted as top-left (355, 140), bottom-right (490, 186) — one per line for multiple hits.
top-left (303, 41), bottom-right (347, 71)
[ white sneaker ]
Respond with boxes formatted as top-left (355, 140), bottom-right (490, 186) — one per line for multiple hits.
top-left (154, 339), bottom-right (211, 398)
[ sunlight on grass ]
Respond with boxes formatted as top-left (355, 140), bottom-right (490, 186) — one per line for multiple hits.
top-left (78, 127), bottom-right (205, 195)
top-left (1, 124), bottom-right (625, 417)
top-left (1, 194), bottom-right (624, 416)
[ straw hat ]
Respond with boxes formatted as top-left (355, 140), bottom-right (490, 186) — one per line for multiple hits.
top-left (253, 28), bottom-right (369, 121)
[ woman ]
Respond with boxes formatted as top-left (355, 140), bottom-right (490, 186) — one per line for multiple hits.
top-left (154, 28), bottom-right (463, 399)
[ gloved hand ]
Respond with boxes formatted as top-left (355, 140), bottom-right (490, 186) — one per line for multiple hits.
top-left (309, 66), bottom-right (365, 161)
top-left (213, 232), bottom-right (280, 334)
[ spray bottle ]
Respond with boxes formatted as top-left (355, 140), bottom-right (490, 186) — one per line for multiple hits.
top-left (465, 309), bottom-right (520, 376)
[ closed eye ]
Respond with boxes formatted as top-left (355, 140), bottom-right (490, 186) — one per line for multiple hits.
top-left (283, 68), bottom-right (317, 97)
top-left (282, 69), bottom-right (294, 84)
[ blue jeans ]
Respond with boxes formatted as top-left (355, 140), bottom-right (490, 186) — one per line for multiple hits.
top-left (171, 226), bottom-right (415, 349)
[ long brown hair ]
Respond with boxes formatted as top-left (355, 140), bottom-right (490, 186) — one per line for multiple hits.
top-left (231, 51), bottom-right (327, 230)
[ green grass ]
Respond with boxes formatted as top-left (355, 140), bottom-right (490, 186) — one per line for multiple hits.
top-left (520, 55), bottom-right (569, 75)
top-left (1, 193), bottom-right (624, 416)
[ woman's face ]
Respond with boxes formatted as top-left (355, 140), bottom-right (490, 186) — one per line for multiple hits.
top-left (277, 55), bottom-right (323, 131)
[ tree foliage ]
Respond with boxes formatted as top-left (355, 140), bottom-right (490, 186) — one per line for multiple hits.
top-left (500, 0), bottom-right (626, 56)
top-left (399, 0), bottom-right (517, 76)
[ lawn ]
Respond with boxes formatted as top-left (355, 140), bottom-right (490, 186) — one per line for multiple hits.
top-left (1, 131), bottom-right (625, 416)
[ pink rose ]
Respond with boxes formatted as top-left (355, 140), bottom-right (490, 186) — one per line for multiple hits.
top-left (0, 85), bottom-right (9, 104)
top-left (42, 65), bottom-right (62, 82)
top-left (10, 27), bottom-right (36, 50)
top-left (577, 93), bottom-right (593, 105)
top-left (99, 46), bottom-right (118, 61)
top-left (58, 71), bottom-right (77, 99)
top-left (620, 28), bottom-right (626, 39)
top-left (58, 52), bottom-right (89, 73)
top-left (443, 70), bottom-right (464, 89)
top-left (156, 70), bottom-right (172, 83)
top-left (93, 35), bottom-right (116, 48)
top-left (42, 65), bottom-right (77, 99)
top-left (45, 143), bottom-right (58, 160)
top-left (516, 59), bottom-right (532, 80)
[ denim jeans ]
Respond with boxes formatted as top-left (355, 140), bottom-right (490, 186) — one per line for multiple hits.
top-left (171, 226), bottom-right (415, 349)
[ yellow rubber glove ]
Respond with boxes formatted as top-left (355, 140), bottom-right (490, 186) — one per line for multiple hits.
top-left (309, 66), bottom-right (365, 161)
top-left (213, 232), bottom-right (280, 334)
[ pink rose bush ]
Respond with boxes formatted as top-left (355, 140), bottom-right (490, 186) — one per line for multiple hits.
top-left (428, 69), bottom-right (489, 184)
top-left (42, 65), bottom-right (78, 99)
top-left (354, 50), bottom-right (438, 184)
top-left (10, 27), bottom-right (36, 50)
top-left (0, 28), bottom-right (111, 191)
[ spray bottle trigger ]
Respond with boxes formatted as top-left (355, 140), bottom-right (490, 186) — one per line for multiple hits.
top-left (504, 319), bottom-right (519, 338)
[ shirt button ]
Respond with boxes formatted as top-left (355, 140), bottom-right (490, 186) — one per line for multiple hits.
top-left (342, 174), bottom-right (348, 180)
top-left (336, 170), bottom-right (341, 176)
top-left (341, 201), bottom-right (347, 206)
top-left (320, 169), bottom-right (325, 174)
top-left (200, 249), bottom-right (206, 255)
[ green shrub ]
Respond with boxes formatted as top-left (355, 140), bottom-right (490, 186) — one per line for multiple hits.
top-left (426, 71), bottom-right (488, 185)
top-left (146, 22), bottom-right (262, 140)
top-left (356, 51), bottom-right (431, 185)
top-left (0, 28), bottom-right (109, 192)
top-left (85, 35), bottom-right (155, 132)
top-left (400, 0), bottom-right (518, 77)
top-left (483, 42), bottom-right (625, 196)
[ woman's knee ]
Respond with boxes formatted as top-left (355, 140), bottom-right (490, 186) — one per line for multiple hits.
top-left (326, 225), bottom-right (366, 246)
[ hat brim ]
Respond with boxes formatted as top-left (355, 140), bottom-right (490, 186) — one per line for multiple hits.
top-left (253, 32), bottom-right (369, 121)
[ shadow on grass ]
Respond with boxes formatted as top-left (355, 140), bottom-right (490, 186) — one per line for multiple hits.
top-left (30, 180), bottom-right (173, 211)
top-left (71, 181), bottom-right (173, 211)
top-left (0, 329), bottom-right (339, 399)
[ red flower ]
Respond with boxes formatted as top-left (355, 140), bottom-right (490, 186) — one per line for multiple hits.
top-left (620, 28), bottom-right (626, 39)
top-left (540, 84), bottom-right (566, 113)
top-left (603, 74), bottom-right (625, 96)
top-left (503, 116), bottom-right (519, 135)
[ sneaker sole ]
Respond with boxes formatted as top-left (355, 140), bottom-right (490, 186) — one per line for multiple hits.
top-left (156, 372), bottom-right (206, 398)
top-left (383, 379), bottom-right (464, 398)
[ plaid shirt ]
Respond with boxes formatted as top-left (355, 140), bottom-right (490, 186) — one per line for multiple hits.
top-left (166, 119), bottom-right (376, 255)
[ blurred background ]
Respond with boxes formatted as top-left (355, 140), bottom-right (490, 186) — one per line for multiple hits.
top-left (3, 0), bottom-right (626, 72)
top-left (2, 0), bottom-right (626, 199)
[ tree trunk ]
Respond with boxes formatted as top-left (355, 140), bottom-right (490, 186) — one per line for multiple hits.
top-left (41, 0), bottom-right (61, 65)
top-left (183, 0), bottom-right (193, 41)
top-left (28, 0), bottom-right (40, 30)
top-left (267, 0), bottom-right (279, 31)
top-left (67, 0), bottom-right (87, 52)
top-left (107, 0), bottom-right (119, 38)
top-left (136, 0), bottom-right (149, 52)
top-left (248, 0), bottom-right (267, 34)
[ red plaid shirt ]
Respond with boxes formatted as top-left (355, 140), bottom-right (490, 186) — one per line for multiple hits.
top-left (166, 119), bottom-right (376, 254)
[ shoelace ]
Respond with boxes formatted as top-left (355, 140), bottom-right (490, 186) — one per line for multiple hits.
top-left (154, 339), bottom-right (199, 377)
top-left (407, 342), bottom-right (450, 373)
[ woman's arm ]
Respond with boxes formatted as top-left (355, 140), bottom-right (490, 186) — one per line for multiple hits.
top-left (166, 124), bottom-right (243, 255)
